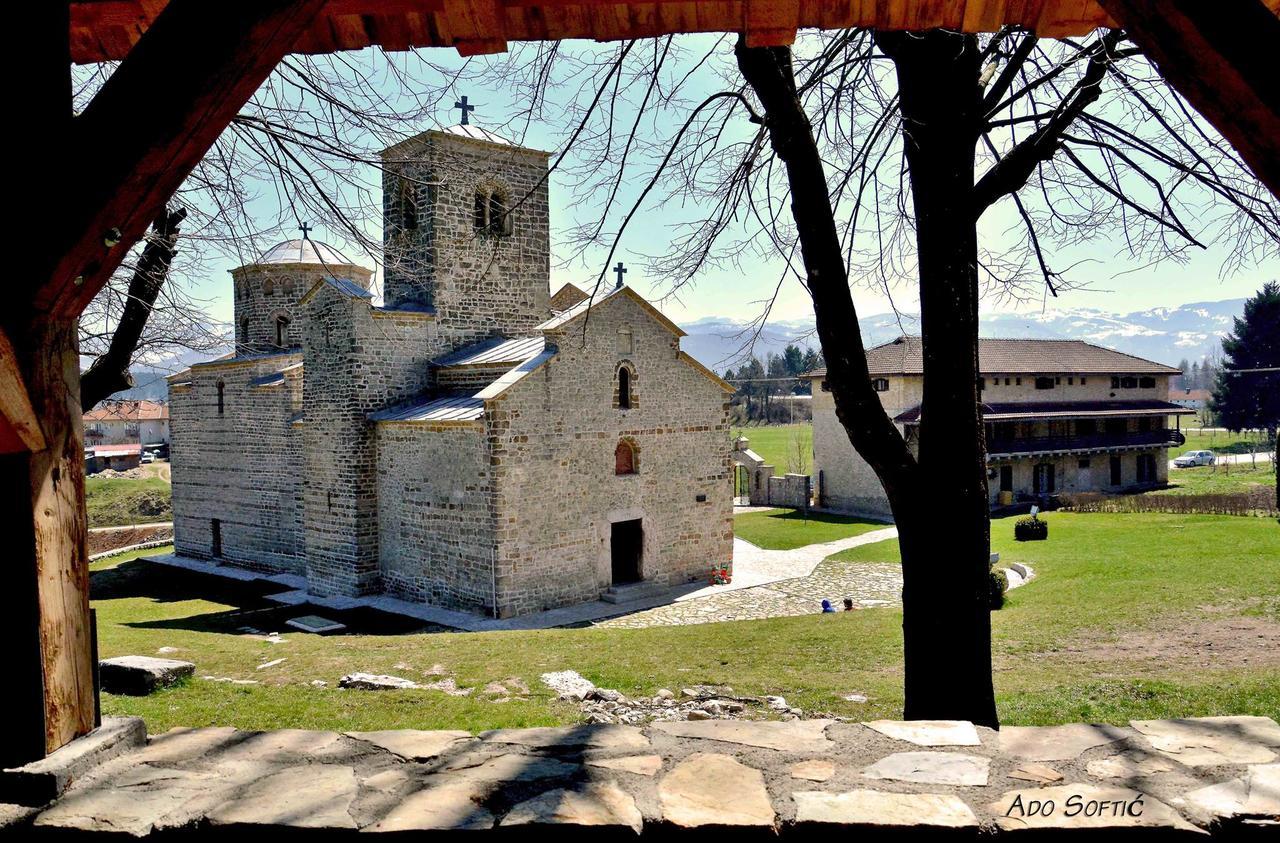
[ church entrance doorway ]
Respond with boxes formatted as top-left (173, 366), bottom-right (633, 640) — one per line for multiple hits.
top-left (611, 519), bottom-right (643, 585)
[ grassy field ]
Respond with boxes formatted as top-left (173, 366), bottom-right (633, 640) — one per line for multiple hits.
top-left (735, 507), bottom-right (888, 550)
top-left (732, 422), bottom-right (812, 473)
top-left (1173, 429), bottom-right (1274, 457)
top-left (86, 475), bottom-right (173, 528)
top-left (1163, 462), bottom-right (1276, 495)
top-left (96, 511), bottom-right (1279, 732)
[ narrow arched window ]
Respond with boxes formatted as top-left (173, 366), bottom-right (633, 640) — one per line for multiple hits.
top-left (615, 440), bottom-right (637, 475)
top-left (400, 177), bottom-right (418, 230)
top-left (618, 366), bottom-right (632, 409)
top-left (216, 380), bottom-right (226, 415)
top-left (488, 191), bottom-right (510, 235)
top-left (474, 190), bottom-right (489, 230)
top-left (239, 317), bottom-right (250, 345)
top-left (274, 313), bottom-right (291, 347)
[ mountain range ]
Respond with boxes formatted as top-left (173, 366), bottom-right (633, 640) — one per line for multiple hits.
top-left (109, 298), bottom-right (1243, 403)
top-left (681, 298), bottom-right (1246, 373)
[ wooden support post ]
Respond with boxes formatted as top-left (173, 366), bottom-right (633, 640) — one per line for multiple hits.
top-left (1097, 0), bottom-right (1280, 198)
top-left (6, 0), bottom-right (327, 766)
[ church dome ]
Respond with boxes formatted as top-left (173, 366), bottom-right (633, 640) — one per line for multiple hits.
top-left (254, 238), bottom-right (360, 267)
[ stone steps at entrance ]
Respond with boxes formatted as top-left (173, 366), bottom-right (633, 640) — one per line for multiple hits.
top-left (601, 581), bottom-right (669, 604)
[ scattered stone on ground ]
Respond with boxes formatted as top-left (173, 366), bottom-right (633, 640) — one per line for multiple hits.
top-left (99, 656), bottom-right (195, 695)
top-left (842, 693), bottom-right (868, 703)
top-left (658, 752), bottom-right (775, 828)
top-left (999, 723), bottom-right (1130, 761)
top-left (1086, 751), bottom-right (1178, 780)
top-left (285, 614), bottom-right (346, 634)
top-left (338, 673), bottom-right (420, 690)
top-left (862, 751), bottom-right (990, 787)
top-left (789, 759), bottom-right (836, 782)
top-left (863, 719), bottom-right (980, 747)
top-left (540, 670), bottom-right (596, 700)
top-left (481, 676), bottom-right (530, 701)
top-left (201, 676), bottom-right (258, 685)
top-left (794, 790), bottom-right (978, 830)
top-left (255, 658), bottom-right (285, 670)
top-left (423, 676), bottom-right (474, 696)
top-left (156, 647), bottom-right (180, 655)
top-left (1008, 762), bottom-right (1065, 784)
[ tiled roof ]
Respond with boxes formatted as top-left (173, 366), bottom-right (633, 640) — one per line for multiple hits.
top-left (84, 399), bottom-right (169, 422)
top-left (894, 399), bottom-right (1194, 423)
top-left (805, 336), bottom-right (1180, 377)
top-left (436, 336), bottom-right (546, 368)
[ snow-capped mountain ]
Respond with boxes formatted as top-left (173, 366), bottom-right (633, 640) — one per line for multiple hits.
top-left (683, 299), bottom-right (1245, 372)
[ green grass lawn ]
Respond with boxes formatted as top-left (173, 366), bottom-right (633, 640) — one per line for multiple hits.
top-left (734, 507), bottom-right (888, 550)
top-left (1163, 462), bottom-right (1276, 495)
top-left (732, 422), bottom-right (812, 473)
top-left (96, 511), bottom-right (1280, 733)
top-left (1174, 428), bottom-right (1274, 457)
top-left (86, 475), bottom-right (172, 527)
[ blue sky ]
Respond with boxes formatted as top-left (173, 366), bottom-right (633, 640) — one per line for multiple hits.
top-left (182, 36), bottom-right (1277, 329)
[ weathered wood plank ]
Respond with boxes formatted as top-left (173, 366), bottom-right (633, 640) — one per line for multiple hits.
top-left (0, 327), bottom-right (47, 454)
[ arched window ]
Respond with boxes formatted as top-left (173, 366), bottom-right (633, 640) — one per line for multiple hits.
top-left (400, 177), bottom-right (418, 230)
top-left (216, 380), bottom-right (226, 415)
top-left (615, 440), bottom-right (637, 475)
top-left (617, 365), bottom-right (633, 409)
top-left (239, 316), bottom-right (250, 345)
top-left (473, 186), bottom-right (512, 236)
top-left (274, 313), bottom-right (292, 347)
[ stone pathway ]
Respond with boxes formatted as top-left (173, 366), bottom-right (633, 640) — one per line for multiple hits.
top-left (595, 529), bottom-right (901, 628)
top-left (12, 714), bottom-right (1278, 836)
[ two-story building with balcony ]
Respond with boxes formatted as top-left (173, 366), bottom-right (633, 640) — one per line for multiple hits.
top-left (805, 336), bottom-right (1192, 516)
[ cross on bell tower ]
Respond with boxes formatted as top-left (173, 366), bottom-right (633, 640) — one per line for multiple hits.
top-left (613, 261), bottom-right (628, 289)
top-left (454, 95), bottom-right (476, 125)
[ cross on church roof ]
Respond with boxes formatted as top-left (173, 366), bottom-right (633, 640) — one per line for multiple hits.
top-left (454, 95), bottom-right (476, 125)
top-left (613, 261), bottom-right (627, 289)
top-left (299, 222), bottom-right (312, 238)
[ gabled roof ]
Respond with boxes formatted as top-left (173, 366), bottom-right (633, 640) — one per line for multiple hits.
top-left (84, 399), bottom-right (169, 422)
top-left (536, 284), bottom-right (686, 337)
top-left (805, 336), bottom-right (1180, 377)
top-left (549, 282), bottom-right (590, 313)
top-left (298, 275), bottom-right (375, 305)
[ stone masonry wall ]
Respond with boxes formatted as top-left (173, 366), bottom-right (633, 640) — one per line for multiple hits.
top-left (487, 293), bottom-right (734, 617)
top-left (375, 422), bottom-right (497, 613)
top-left (382, 130), bottom-right (550, 340)
top-left (301, 287), bottom-right (448, 597)
top-left (233, 263), bottom-right (372, 353)
top-left (169, 353), bottom-right (304, 574)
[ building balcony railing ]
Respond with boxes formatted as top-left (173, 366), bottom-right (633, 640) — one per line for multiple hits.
top-left (988, 428), bottom-right (1185, 458)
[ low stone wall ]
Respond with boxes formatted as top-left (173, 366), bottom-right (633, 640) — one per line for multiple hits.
top-left (767, 473), bottom-right (812, 510)
top-left (16, 715), bottom-right (1278, 837)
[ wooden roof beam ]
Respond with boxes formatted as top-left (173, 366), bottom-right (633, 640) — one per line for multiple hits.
top-left (36, 0), bottom-right (330, 322)
top-left (1097, 0), bottom-right (1280, 198)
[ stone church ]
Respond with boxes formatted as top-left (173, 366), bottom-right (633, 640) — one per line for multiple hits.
top-left (169, 124), bottom-right (734, 619)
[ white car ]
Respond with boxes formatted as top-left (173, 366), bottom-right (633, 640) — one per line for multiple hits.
top-left (1173, 450), bottom-right (1215, 468)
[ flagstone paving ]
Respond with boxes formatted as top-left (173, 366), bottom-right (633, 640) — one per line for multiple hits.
top-left (12, 714), bottom-right (1280, 837)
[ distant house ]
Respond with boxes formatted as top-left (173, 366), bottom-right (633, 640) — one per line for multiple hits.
top-left (805, 336), bottom-right (1193, 515)
top-left (1169, 387), bottom-right (1211, 410)
top-left (86, 443), bottom-right (144, 473)
top-left (83, 399), bottom-right (170, 446)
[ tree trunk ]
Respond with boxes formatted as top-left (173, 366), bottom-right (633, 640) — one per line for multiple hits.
top-left (876, 29), bottom-right (996, 727)
top-left (80, 206), bottom-right (186, 410)
top-left (736, 35), bottom-right (996, 727)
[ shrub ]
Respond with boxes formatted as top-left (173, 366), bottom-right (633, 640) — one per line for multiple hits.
top-left (1014, 515), bottom-right (1048, 541)
top-left (1059, 489), bottom-right (1277, 517)
top-left (988, 567), bottom-right (1008, 610)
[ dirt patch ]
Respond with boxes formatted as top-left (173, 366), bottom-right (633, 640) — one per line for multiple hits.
top-left (1039, 613), bottom-right (1280, 671)
top-left (88, 524), bottom-right (173, 555)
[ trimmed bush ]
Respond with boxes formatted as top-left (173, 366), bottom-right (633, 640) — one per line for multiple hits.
top-left (1014, 515), bottom-right (1048, 541)
top-left (988, 567), bottom-right (1008, 610)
